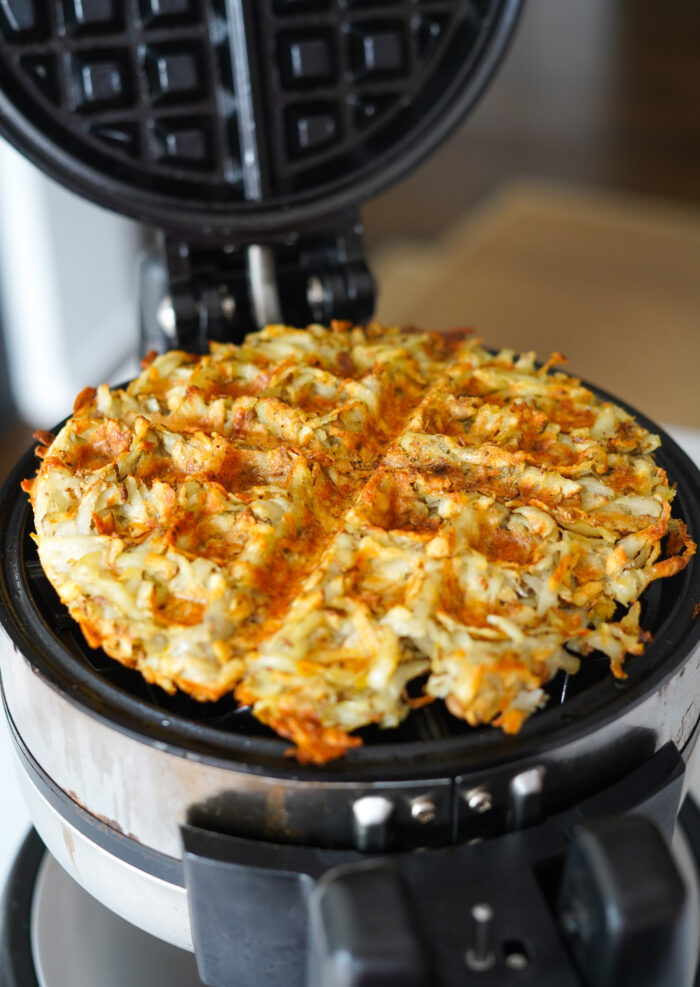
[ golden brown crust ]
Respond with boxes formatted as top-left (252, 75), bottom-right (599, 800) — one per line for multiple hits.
top-left (25, 324), bottom-right (694, 763)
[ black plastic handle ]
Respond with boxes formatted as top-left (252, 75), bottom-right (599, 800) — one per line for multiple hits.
top-left (308, 859), bottom-right (432, 987)
top-left (557, 814), bottom-right (691, 987)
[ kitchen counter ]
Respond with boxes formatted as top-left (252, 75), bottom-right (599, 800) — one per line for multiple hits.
top-left (373, 182), bottom-right (700, 430)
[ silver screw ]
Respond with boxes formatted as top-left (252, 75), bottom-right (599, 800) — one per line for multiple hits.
top-left (465, 902), bottom-right (495, 972)
top-left (464, 787), bottom-right (493, 814)
top-left (410, 796), bottom-right (437, 824)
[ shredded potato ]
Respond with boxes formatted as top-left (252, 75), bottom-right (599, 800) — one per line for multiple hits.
top-left (23, 323), bottom-right (695, 763)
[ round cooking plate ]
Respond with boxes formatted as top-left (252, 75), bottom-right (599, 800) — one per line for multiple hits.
top-left (0, 0), bottom-right (522, 235)
top-left (0, 386), bottom-right (698, 781)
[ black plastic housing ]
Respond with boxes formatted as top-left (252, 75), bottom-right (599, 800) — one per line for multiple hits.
top-left (2, 742), bottom-right (697, 987)
top-left (180, 743), bottom-right (691, 987)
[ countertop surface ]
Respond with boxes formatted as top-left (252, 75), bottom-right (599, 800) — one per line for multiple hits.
top-left (373, 183), bottom-right (700, 430)
top-left (1, 427), bottom-right (698, 891)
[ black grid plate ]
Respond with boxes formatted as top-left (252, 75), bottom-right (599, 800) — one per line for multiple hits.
top-left (0, 0), bottom-right (523, 235)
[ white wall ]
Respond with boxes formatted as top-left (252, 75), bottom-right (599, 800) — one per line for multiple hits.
top-left (0, 140), bottom-right (142, 427)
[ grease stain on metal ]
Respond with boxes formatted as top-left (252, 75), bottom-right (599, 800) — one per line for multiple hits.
top-left (66, 787), bottom-right (141, 842)
top-left (62, 823), bottom-right (76, 869)
top-left (265, 785), bottom-right (289, 838)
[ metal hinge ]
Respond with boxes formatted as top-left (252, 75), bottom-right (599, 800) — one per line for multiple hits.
top-left (140, 214), bottom-right (376, 354)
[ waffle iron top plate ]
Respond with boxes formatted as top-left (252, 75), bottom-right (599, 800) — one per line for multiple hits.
top-left (0, 0), bottom-right (522, 235)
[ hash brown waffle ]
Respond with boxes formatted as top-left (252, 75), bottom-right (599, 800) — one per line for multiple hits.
top-left (24, 324), bottom-right (695, 763)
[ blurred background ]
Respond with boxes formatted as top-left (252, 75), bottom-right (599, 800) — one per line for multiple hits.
top-left (0, 0), bottom-right (698, 480)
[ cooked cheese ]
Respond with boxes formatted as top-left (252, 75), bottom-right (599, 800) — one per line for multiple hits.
top-left (24, 323), bottom-right (695, 763)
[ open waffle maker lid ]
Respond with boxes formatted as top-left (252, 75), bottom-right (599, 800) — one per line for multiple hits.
top-left (0, 0), bottom-right (523, 237)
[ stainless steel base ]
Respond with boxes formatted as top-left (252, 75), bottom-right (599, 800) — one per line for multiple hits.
top-left (31, 851), bottom-right (202, 987)
top-left (13, 746), bottom-right (193, 951)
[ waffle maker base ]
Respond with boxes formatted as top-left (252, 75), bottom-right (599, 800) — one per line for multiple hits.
top-left (5, 804), bottom-right (700, 987)
top-left (3, 790), bottom-right (700, 986)
top-left (1, 393), bottom-right (699, 986)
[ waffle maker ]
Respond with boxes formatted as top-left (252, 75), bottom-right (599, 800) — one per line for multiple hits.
top-left (1, 1), bottom-right (700, 985)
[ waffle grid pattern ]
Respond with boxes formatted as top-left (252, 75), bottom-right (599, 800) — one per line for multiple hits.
top-left (0, 0), bottom-right (495, 208)
top-left (25, 326), bottom-right (693, 762)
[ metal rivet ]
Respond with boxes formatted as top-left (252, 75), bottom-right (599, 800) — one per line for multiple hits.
top-left (505, 951), bottom-right (529, 970)
top-left (352, 795), bottom-right (394, 852)
top-left (464, 787), bottom-right (493, 814)
top-left (465, 902), bottom-right (495, 972)
top-left (353, 795), bottom-right (393, 826)
top-left (410, 796), bottom-right (437, 824)
top-left (508, 765), bottom-right (545, 830)
top-left (503, 940), bottom-right (531, 970)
